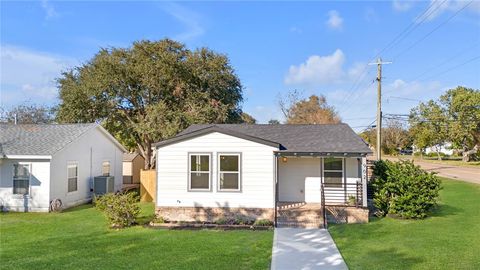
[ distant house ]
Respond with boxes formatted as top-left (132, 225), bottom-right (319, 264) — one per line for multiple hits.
top-left (0, 123), bottom-right (126, 212)
top-left (154, 124), bottom-right (372, 227)
top-left (123, 152), bottom-right (144, 184)
top-left (424, 142), bottom-right (454, 156)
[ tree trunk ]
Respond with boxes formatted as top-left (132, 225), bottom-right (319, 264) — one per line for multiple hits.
top-left (436, 150), bottom-right (442, 161)
top-left (137, 142), bottom-right (153, 170)
top-left (462, 145), bottom-right (479, 162)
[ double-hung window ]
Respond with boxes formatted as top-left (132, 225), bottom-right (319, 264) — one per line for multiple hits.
top-left (189, 154), bottom-right (211, 190)
top-left (67, 163), bottom-right (78, 193)
top-left (102, 161), bottom-right (110, 176)
top-left (218, 153), bottom-right (241, 191)
top-left (323, 158), bottom-right (343, 188)
top-left (13, 164), bottom-right (30, 195)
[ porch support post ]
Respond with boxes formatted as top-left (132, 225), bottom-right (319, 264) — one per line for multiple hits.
top-left (361, 157), bottom-right (368, 207)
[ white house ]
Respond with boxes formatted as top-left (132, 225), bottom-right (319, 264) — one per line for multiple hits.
top-left (424, 142), bottom-right (454, 156)
top-left (0, 123), bottom-right (126, 212)
top-left (154, 124), bottom-right (372, 227)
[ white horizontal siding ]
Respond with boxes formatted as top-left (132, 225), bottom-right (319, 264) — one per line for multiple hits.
top-left (0, 159), bottom-right (50, 212)
top-left (278, 157), bottom-right (363, 205)
top-left (156, 132), bottom-right (277, 209)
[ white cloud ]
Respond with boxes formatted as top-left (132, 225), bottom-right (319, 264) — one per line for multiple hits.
top-left (326, 10), bottom-right (343, 30)
top-left (392, 0), bottom-right (414, 12)
top-left (284, 49), bottom-right (346, 86)
top-left (161, 2), bottom-right (205, 41)
top-left (364, 7), bottom-right (379, 22)
top-left (0, 45), bottom-right (76, 107)
top-left (289, 26), bottom-right (302, 34)
top-left (41, 0), bottom-right (58, 20)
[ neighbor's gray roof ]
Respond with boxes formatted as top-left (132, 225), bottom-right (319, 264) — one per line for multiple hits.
top-left (0, 123), bottom-right (98, 157)
top-left (123, 152), bottom-right (141, 162)
top-left (156, 124), bottom-right (372, 154)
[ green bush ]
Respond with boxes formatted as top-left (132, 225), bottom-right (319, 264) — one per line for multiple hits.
top-left (95, 192), bottom-right (140, 228)
top-left (371, 160), bottom-right (441, 219)
top-left (253, 219), bottom-right (274, 226)
top-left (426, 152), bottom-right (447, 158)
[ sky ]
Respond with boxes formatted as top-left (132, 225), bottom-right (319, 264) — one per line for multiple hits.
top-left (1, 0), bottom-right (479, 131)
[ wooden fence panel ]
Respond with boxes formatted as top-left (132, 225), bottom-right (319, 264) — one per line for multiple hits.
top-left (140, 169), bottom-right (156, 202)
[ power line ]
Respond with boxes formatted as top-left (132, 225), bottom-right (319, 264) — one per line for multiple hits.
top-left (392, 0), bottom-right (474, 61)
top-left (422, 55), bottom-right (480, 81)
top-left (408, 42), bottom-right (479, 82)
top-left (337, 1), bottom-right (439, 114)
top-left (387, 96), bottom-right (424, 103)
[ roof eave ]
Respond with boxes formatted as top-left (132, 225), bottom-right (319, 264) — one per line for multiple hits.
top-left (274, 151), bottom-right (371, 157)
top-left (154, 126), bottom-right (281, 149)
top-left (4, 155), bottom-right (52, 159)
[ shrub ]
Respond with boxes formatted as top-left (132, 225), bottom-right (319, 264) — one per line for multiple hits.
top-left (95, 192), bottom-right (140, 228)
top-left (213, 216), bottom-right (254, 225)
top-left (371, 160), bottom-right (441, 219)
top-left (253, 219), bottom-right (273, 226)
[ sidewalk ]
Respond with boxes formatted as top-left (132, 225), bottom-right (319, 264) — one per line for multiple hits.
top-left (271, 228), bottom-right (348, 270)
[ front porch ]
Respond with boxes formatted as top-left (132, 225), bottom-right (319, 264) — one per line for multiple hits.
top-left (274, 153), bottom-right (370, 228)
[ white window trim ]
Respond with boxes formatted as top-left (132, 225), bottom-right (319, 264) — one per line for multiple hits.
top-left (323, 157), bottom-right (344, 188)
top-left (188, 153), bottom-right (212, 192)
top-left (12, 162), bottom-right (31, 197)
top-left (67, 162), bottom-right (79, 194)
top-left (217, 153), bottom-right (242, 192)
top-left (102, 160), bottom-right (111, 176)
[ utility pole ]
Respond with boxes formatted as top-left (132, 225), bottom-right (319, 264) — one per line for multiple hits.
top-left (369, 58), bottom-right (391, 160)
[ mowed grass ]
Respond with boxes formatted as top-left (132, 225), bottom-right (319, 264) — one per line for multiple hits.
top-left (329, 178), bottom-right (480, 270)
top-left (0, 203), bottom-right (273, 270)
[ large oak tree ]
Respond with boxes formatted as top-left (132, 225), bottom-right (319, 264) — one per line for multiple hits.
top-left (56, 39), bottom-right (243, 169)
top-left (409, 86), bottom-right (480, 162)
top-left (279, 90), bottom-right (341, 124)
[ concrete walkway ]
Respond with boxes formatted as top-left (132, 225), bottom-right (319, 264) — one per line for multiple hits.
top-left (271, 228), bottom-right (348, 270)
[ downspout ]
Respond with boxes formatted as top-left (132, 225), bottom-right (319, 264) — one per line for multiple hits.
top-left (274, 153), bottom-right (278, 228)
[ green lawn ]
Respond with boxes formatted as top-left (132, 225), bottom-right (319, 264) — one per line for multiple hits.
top-left (329, 178), bottom-right (480, 270)
top-left (0, 203), bottom-right (273, 270)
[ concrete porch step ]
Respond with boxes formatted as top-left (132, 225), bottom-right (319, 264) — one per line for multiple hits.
top-left (276, 221), bottom-right (324, 229)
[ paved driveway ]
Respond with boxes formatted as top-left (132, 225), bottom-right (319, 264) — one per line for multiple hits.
top-left (382, 156), bottom-right (480, 184)
top-left (410, 161), bottom-right (480, 184)
top-left (271, 228), bottom-right (348, 270)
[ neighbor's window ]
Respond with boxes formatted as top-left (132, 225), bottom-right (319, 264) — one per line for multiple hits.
top-left (189, 154), bottom-right (210, 190)
top-left (13, 164), bottom-right (30, 195)
top-left (323, 158), bottom-right (343, 188)
top-left (67, 163), bottom-right (78, 193)
top-left (102, 161), bottom-right (110, 176)
top-left (218, 154), bottom-right (241, 191)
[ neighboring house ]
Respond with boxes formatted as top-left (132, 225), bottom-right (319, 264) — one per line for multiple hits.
top-left (0, 123), bottom-right (126, 212)
top-left (123, 152), bottom-right (145, 184)
top-left (154, 124), bottom-right (372, 227)
top-left (424, 142), bottom-right (454, 156)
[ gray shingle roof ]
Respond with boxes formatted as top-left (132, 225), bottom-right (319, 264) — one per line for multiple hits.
top-left (161, 123), bottom-right (372, 154)
top-left (0, 123), bottom-right (98, 157)
top-left (123, 152), bottom-right (141, 162)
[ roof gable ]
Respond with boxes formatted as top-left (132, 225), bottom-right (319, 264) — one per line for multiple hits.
top-left (154, 126), bottom-right (281, 149)
top-left (162, 124), bottom-right (372, 154)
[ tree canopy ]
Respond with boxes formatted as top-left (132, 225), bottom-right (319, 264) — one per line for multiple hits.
top-left (56, 39), bottom-right (244, 168)
top-left (279, 90), bottom-right (341, 124)
top-left (240, 112), bottom-right (256, 124)
top-left (0, 104), bottom-right (55, 124)
top-left (409, 86), bottom-right (479, 161)
top-left (360, 119), bottom-right (411, 155)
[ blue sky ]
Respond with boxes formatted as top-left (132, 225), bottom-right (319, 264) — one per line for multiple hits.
top-left (1, 0), bottom-right (479, 130)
